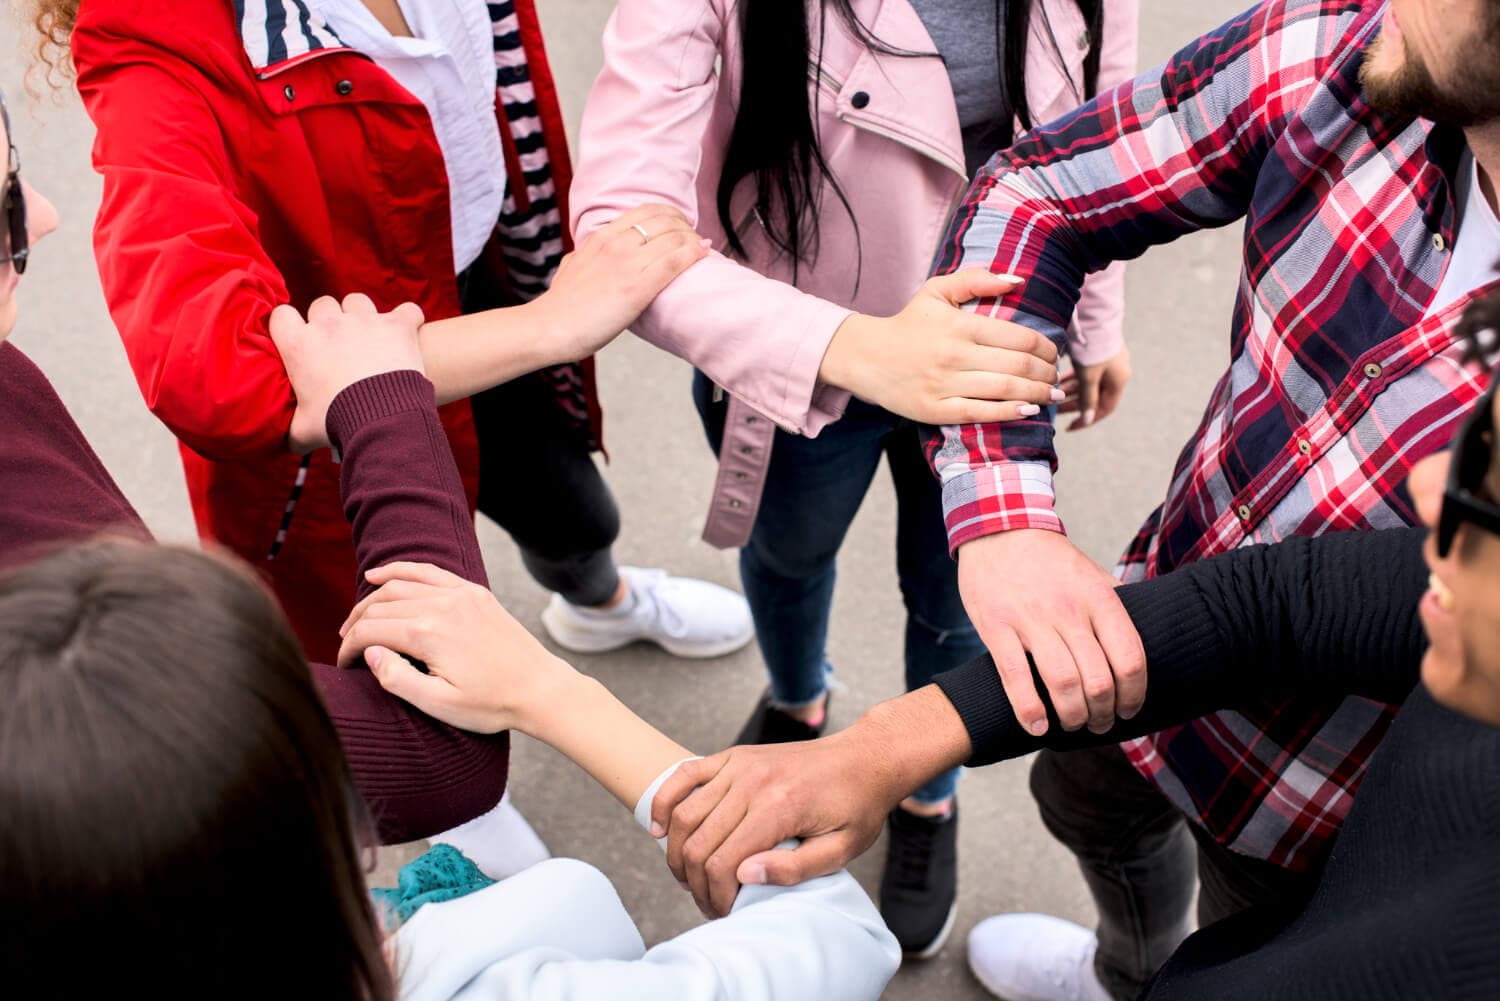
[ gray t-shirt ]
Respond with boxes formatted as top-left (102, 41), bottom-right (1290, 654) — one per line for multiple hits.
top-left (908, 0), bottom-right (1009, 174)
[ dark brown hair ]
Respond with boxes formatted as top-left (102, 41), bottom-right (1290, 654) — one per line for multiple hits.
top-left (0, 539), bottom-right (395, 1001)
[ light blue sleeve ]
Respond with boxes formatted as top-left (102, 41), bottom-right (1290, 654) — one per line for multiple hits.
top-left (397, 761), bottom-right (900, 1001)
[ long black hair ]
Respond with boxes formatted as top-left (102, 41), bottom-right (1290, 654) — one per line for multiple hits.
top-left (716, 0), bottom-right (1105, 280)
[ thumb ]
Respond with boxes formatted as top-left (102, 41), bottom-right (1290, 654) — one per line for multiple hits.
top-left (736, 832), bottom-right (858, 888)
top-left (924, 268), bottom-right (1024, 307)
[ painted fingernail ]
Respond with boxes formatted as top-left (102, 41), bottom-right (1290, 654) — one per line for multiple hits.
top-left (1018, 404), bottom-right (1042, 416)
top-left (1083, 408), bottom-right (1097, 425)
top-left (741, 863), bottom-right (768, 885)
top-left (366, 647), bottom-right (382, 668)
top-left (700, 238), bottom-right (713, 248)
top-left (650, 822), bottom-right (665, 838)
top-left (1029, 719), bottom-right (1048, 736)
top-left (1049, 388), bottom-right (1066, 402)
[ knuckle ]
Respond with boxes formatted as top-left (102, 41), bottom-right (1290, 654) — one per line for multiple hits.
top-left (1083, 681), bottom-right (1114, 702)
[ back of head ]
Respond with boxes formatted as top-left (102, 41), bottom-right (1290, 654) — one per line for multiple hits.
top-left (0, 540), bottom-right (393, 1001)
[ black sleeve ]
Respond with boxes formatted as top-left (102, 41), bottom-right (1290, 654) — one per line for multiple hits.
top-left (935, 527), bottom-right (1430, 766)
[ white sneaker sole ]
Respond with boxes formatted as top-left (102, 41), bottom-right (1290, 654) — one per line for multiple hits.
top-left (541, 602), bottom-right (755, 659)
top-left (904, 898), bottom-right (959, 961)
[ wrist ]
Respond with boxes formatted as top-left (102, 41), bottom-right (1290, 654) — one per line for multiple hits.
top-left (508, 654), bottom-right (588, 737)
top-left (509, 297), bottom-right (568, 370)
top-left (842, 689), bottom-right (970, 809)
top-left (818, 313), bottom-right (879, 394)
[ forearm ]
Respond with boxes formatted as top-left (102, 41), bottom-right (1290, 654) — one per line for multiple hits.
top-left (420, 302), bottom-right (556, 405)
top-left (327, 371), bottom-right (487, 598)
top-left (525, 669), bottom-right (692, 810)
top-left (827, 685), bottom-right (975, 808)
top-left (939, 528), bottom-right (1429, 765)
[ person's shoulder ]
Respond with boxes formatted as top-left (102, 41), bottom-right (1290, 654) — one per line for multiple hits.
top-left (72, 0), bottom-right (243, 79)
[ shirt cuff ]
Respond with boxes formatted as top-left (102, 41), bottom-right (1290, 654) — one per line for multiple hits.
top-left (941, 461), bottom-right (1065, 554)
top-left (634, 757), bottom-right (703, 849)
top-left (325, 369), bottom-right (436, 452)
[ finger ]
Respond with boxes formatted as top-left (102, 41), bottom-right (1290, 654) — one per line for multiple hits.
top-left (340, 579), bottom-right (438, 636)
top-left (268, 303), bottom-right (305, 349)
top-left (391, 300), bottom-right (427, 328)
top-left (1057, 373), bottom-right (1081, 395)
top-left (1094, 377), bottom-right (1125, 423)
top-left (634, 205), bottom-right (700, 238)
top-left (1074, 370), bottom-right (1102, 430)
top-left (679, 795), bottom-right (751, 917)
top-left (737, 830), bottom-right (864, 888)
top-left (639, 234), bottom-right (710, 289)
top-left (960, 343), bottom-right (1059, 385)
top-left (983, 624), bottom-right (1051, 737)
top-left (700, 804), bottom-right (808, 916)
top-left (306, 295), bottom-right (343, 326)
top-left (364, 561), bottom-right (469, 589)
top-left (1091, 593), bottom-right (1147, 720)
top-left (1025, 627), bottom-right (1089, 731)
top-left (651, 755), bottom-right (726, 840)
top-left (936, 398), bottom-right (1053, 425)
top-left (341, 292), bottom-right (377, 315)
top-left (365, 644), bottom-right (448, 708)
top-left (665, 775), bottom-right (732, 888)
top-left (338, 617), bottom-right (422, 669)
top-left (969, 318), bottom-right (1059, 364)
top-left (1060, 625), bottom-right (1117, 733)
top-left (946, 369), bottom-right (1062, 407)
top-left (925, 268), bottom-right (1025, 307)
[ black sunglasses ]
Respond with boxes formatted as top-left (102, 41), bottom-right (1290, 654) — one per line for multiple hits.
top-left (0, 90), bottom-right (28, 277)
top-left (1438, 373), bottom-right (1500, 558)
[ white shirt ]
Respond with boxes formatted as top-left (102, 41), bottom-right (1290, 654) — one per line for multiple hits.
top-left (322, 0), bottom-right (506, 273)
top-left (1428, 150), bottom-right (1500, 318)
top-left (393, 764), bottom-right (901, 1001)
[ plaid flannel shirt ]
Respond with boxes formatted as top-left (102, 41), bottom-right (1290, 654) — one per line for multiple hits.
top-left (928, 0), bottom-right (1500, 869)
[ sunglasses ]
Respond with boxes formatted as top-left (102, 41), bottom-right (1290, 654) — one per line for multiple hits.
top-left (1438, 373), bottom-right (1500, 558)
top-left (0, 90), bottom-right (28, 277)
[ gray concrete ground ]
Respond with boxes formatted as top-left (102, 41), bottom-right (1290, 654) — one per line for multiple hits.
top-left (3, 1), bottom-right (1243, 995)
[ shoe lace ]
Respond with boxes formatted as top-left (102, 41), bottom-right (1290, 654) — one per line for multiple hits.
top-left (888, 817), bottom-right (939, 891)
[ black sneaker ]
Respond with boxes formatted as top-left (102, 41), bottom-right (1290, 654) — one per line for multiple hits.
top-left (879, 801), bottom-right (959, 958)
top-left (733, 690), bottom-right (830, 745)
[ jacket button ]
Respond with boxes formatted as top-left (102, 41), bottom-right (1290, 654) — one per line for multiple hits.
top-left (1432, 232), bottom-right (1447, 252)
top-left (1236, 503), bottom-right (1253, 523)
top-left (283, 84), bottom-right (295, 101)
top-left (740, 446), bottom-right (754, 456)
top-left (1363, 362), bottom-right (1383, 379)
top-left (336, 80), bottom-right (354, 96)
top-left (1297, 438), bottom-right (1312, 455)
top-left (730, 499), bottom-right (744, 509)
top-left (851, 91), bottom-right (870, 109)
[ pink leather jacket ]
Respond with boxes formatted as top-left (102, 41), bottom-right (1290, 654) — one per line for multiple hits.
top-left (572, 0), bottom-right (1138, 548)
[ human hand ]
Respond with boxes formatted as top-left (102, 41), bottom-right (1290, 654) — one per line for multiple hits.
top-left (1059, 346), bottom-right (1132, 431)
top-left (817, 269), bottom-right (1061, 424)
top-left (270, 293), bottom-right (426, 453)
top-left (527, 204), bottom-right (710, 365)
top-left (648, 728), bottom-right (903, 917)
top-left (336, 561), bottom-right (572, 734)
top-left (958, 529), bottom-right (1145, 735)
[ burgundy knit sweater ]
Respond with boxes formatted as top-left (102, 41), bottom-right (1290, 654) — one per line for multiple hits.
top-left (0, 342), bottom-right (506, 843)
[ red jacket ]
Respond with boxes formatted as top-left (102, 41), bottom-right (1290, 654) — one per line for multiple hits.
top-left (73, 0), bottom-right (594, 662)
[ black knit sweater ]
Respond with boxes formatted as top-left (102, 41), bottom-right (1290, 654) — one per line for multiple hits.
top-left (933, 528), bottom-right (1500, 999)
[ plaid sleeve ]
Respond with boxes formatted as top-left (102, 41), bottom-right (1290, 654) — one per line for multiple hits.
top-left (926, 0), bottom-right (1366, 551)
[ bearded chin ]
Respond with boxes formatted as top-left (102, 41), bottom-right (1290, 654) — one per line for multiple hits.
top-left (1361, 27), bottom-right (1500, 127)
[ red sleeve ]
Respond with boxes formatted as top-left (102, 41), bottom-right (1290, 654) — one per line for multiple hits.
top-left (74, 30), bottom-right (295, 461)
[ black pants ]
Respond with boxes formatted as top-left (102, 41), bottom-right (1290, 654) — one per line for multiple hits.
top-left (1029, 744), bottom-right (1317, 1000)
top-left (469, 372), bottom-right (621, 607)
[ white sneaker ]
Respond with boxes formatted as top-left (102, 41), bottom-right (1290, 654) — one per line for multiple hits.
top-left (541, 566), bottom-right (755, 659)
top-left (430, 791), bottom-right (551, 882)
top-left (967, 913), bottom-right (1116, 1001)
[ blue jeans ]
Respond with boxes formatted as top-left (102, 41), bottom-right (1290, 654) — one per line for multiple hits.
top-left (694, 372), bottom-right (981, 803)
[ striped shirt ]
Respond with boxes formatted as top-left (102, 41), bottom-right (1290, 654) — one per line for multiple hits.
top-left (927, 0), bottom-right (1499, 868)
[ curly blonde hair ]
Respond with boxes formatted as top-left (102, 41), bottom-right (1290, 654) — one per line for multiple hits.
top-left (25, 0), bottom-right (80, 84)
